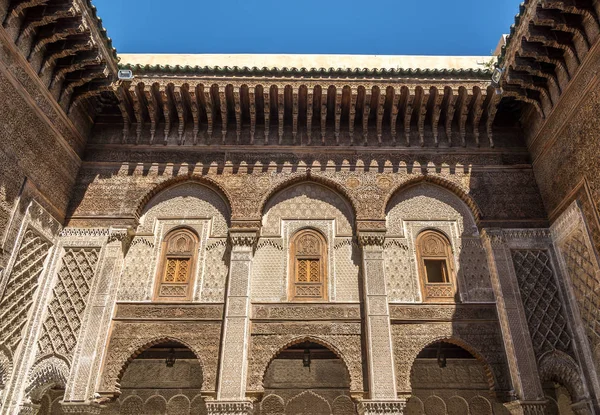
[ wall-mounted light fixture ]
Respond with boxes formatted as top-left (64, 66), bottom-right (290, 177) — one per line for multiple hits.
top-left (165, 348), bottom-right (176, 368)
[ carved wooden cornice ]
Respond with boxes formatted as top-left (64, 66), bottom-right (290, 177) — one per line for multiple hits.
top-left (498, 0), bottom-right (600, 119)
top-left (1, 0), bottom-right (118, 113)
top-left (110, 78), bottom-right (501, 148)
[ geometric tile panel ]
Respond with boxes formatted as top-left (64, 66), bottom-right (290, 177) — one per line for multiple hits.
top-left (0, 229), bottom-right (51, 353)
top-left (37, 248), bottom-right (100, 361)
top-left (560, 230), bottom-right (600, 356)
top-left (512, 250), bottom-right (573, 358)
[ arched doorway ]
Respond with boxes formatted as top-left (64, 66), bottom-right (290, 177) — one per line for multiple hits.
top-left (406, 341), bottom-right (507, 415)
top-left (100, 340), bottom-right (207, 415)
top-left (258, 341), bottom-right (356, 415)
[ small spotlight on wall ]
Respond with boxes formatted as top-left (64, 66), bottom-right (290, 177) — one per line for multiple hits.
top-left (491, 67), bottom-right (504, 89)
top-left (118, 69), bottom-right (134, 81)
top-left (165, 348), bottom-right (176, 368)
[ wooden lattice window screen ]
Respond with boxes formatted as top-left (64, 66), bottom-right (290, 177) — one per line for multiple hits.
top-left (416, 230), bottom-right (456, 303)
top-left (155, 228), bottom-right (198, 301)
top-left (290, 229), bottom-right (327, 301)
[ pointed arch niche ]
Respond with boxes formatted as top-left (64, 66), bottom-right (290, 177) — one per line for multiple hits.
top-left (259, 340), bottom-right (356, 415)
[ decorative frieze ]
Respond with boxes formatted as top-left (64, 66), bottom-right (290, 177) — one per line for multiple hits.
top-left (389, 304), bottom-right (497, 321)
top-left (114, 303), bottom-right (224, 320)
top-left (253, 304), bottom-right (360, 320)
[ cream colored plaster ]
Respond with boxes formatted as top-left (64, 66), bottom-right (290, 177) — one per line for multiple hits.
top-left (118, 53), bottom-right (490, 70)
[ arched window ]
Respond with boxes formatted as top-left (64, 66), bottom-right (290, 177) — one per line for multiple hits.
top-left (416, 230), bottom-right (456, 302)
top-left (289, 229), bottom-right (327, 301)
top-left (154, 228), bottom-right (198, 301)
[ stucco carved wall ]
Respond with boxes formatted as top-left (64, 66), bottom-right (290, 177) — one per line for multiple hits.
top-left (385, 183), bottom-right (494, 303)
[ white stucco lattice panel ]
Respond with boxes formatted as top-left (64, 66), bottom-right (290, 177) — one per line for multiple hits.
top-left (138, 182), bottom-right (230, 237)
top-left (199, 239), bottom-right (229, 302)
top-left (383, 239), bottom-right (420, 303)
top-left (262, 183), bottom-right (353, 237)
top-left (456, 238), bottom-right (495, 303)
top-left (36, 247), bottom-right (101, 361)
top-left (117, 237), bottom-right (154, 302)
top-left (333, 239), bottom-right (360, 302)
top-left (251, 239), bottom-right (285, 302)
top-left (0, 229), bottom-right (51, 353)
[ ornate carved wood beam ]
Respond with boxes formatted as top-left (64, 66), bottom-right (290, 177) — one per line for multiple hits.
top-left (292, 87), bottom-right (299, 145)
top-left (4, 0), bottom-right (48, 29)
top-left (456, 87), bottom-right (471, 147)
top-left (506, 67), bottom-right (553, 109)
top-left (543, 0), bottom-right (600, 39)
top-left (320, 90), bottom-right (327, 145)
top-left (69, 78), bottom-right (112, 113)
top-left (50, 50), bottom-right (101, 90)
top-left (335, 88), bottom-right (342, 145)
top-left (503, 84), bottom-right (545, 117)
top-left (469, 87), bottom-right (484, 147)
top-left (400, 87), bottom-right (414, 146)
top-left (203, 86), bottom-right (214, 143)
top-left (233, 88), bottom-right (241, 144)
top-left (263, 87), bottom-right (270, 145)
top-left (375, 88), bottom-right (385, 146)
top-left (39, 37), bottom-right (93, 76)
top-left (306, 88), bottom-right (313, 145)
top-left (483, 87), bottom-right (500, 148)
top-left (442, 87), bottom-right (457, 147)
top-left (348, 87), bottom-right (357, 146)
top-left (218, 85), bottom-right (227, 144)
top-left (158, 85), bottom-right (173, 144)
top-left (143, 83), bottom-right (160, 144)
top-left (17, 1), bottom-right (80, 43)
top-left (429, 87), bottom-right (443, 147)
top-left (115, 83), bottom-right (133, 143)
top-left (31, 16), bottom-right (87, 58)
top-left (361, 88), bottom-right (371, 146)
top-left (520, 40), bottom-right (571, 81)
top-left (527, 24), bottom-right (580, 68)
top-left (534, 7), bottom-right (590, 52)
top-left (389, 87), bottom-right (399, 146)
top-left (173, 85), bottom-right (186, 144)
top-left (249, 87), bottom-right (256, 144)
top-left (415, 86), bottom-right (427, 147)
top-left (129, 81), bottom-right (145, 144)
top-left (185, 84), bottom-right (200, 145)
top-left (277, 87), bottom-right (284, 144)
top-left (513, 56), bottom-right (561, 97)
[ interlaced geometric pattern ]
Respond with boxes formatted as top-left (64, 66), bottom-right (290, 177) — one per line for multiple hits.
top-left (511, 250), bottom-right (572, 357)
top-left (561, 230), bottom-right (600, 353)
top-left (296, 259), bottom-right (320, 283)
top-left (37, 248), bottom-right (100, 359)
top-left (164, 258), bottom-right (190, 282)
top-left (0, 229), bottom-right (51, 352)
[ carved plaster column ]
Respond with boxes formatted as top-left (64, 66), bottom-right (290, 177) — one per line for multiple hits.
top-left (212, 229), bottom-right (257, 415)
top-left (357, 228), bottom-right (406, 414)
top-left (481, 229), bottom-right (547, 414)
top-left (63, 228), bottom-right (131, 405)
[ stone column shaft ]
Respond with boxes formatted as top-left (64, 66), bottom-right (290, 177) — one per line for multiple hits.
top-left (357, 229), bottom-right (405, 413)
top-left (213, 230), bottom-right (257, 414)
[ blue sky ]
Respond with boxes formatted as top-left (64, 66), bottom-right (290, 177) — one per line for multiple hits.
top-left (94, 0), bottom-right (520, 56)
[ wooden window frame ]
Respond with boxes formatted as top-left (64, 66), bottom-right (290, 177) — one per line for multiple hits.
top-left (288, 228), bottom-right (328, 302)
top-left (154, 227), bottom-right (199, 302)
top-left (416, 230), bottom-right (457, 303)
